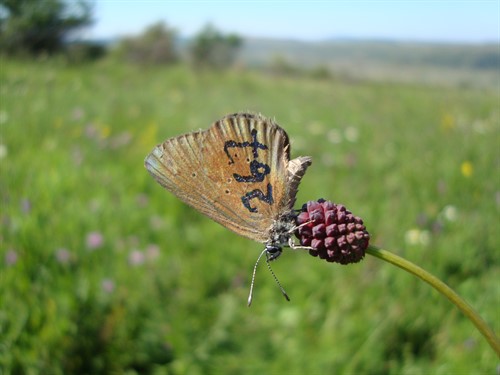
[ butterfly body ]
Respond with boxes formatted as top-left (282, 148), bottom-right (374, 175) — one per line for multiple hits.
top-left (145, 112), bottom-right (311, 256)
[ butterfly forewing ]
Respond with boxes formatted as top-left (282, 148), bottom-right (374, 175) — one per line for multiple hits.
top-left (145, 113), bottom-right (293, 243)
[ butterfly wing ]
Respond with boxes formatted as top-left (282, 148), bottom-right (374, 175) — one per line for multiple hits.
top-left (145, 113), bottom-right (299, 243)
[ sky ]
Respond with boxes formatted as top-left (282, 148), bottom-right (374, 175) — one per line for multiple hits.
top-left (88, 1), bottom-right (500, 43)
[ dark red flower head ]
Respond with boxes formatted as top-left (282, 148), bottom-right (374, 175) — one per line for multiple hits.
top-left (295, 199), bottom-right (370, 264)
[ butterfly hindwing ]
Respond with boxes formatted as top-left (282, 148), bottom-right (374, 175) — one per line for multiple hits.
top-left (286, 156), bottom-right (312, 209)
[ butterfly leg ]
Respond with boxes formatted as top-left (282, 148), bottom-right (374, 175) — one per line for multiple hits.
top-left (286, 220), bottom-right (314, 250)
top-left (288, 237), bottom-right (313, 250)
top-left (293, 220), bottom-right (313, 230)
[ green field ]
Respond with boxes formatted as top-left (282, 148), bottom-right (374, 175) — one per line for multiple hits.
top-left (1, 59), bottom-right (499, 374)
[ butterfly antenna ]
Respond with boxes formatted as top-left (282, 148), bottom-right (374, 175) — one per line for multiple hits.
top-left (247, 248), bottom-right (267, 306)
top-left (265, 255), bottom-right (290, 303)
top-left (247, 248), bottom-right (291, 307)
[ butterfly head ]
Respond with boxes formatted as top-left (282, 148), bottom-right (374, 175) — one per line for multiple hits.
top-left (265, 245), bottom-right (283, 261)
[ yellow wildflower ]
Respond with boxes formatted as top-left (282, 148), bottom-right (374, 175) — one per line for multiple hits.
top-left (100, 125), bottom-right (111, 139)
top-left (441, 113), bottom-right (455, 132)
top-left (461, 161), bottom-right (473, 178)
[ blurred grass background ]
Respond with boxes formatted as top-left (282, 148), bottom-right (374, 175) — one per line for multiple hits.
top-left (1, 46), bottom-right (499, 374)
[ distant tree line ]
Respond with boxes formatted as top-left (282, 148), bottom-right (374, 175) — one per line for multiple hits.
top-left (0, 0), bottom-right (93, 56)
top-left (0, 0), bottom-right (243, 68)
top-left (113, 22), bottom-right (242, 69)
top-left (188, 24), bottom-right (242, 69)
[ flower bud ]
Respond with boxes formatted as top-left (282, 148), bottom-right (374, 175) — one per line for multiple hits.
top-left (295, 199), bottom-right (370, 264)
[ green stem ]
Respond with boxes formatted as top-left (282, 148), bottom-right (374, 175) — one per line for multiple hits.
top-left (366, 244), bottom-right (500, 357)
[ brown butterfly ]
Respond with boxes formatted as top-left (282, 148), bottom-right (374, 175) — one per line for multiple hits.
top-left (145, 112), bottom-right (312, 304)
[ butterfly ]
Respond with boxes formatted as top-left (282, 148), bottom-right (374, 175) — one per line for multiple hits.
top-left (144, 112), bottom-right (312, 304)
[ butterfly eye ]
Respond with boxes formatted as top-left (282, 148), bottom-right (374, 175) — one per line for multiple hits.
top-left (266, 246), bottom-right (283, 261)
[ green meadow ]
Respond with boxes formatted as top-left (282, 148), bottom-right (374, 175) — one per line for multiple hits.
top-left (1, 59), bottom-right (498, 374)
